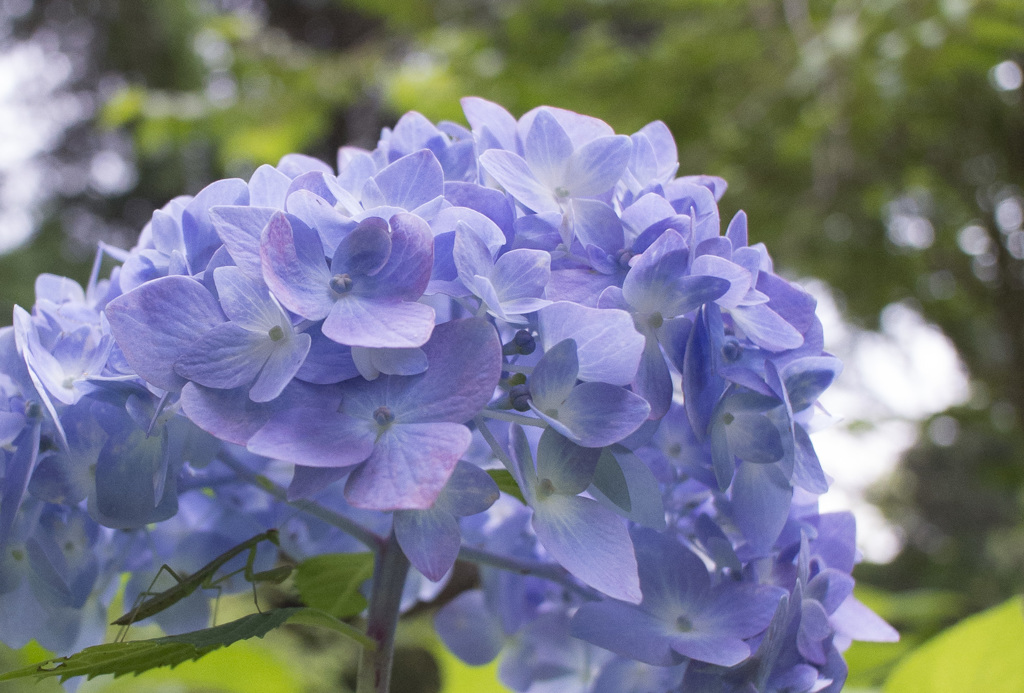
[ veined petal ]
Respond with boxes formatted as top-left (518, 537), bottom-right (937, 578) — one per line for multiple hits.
top-left (373, 149), bottom-right (444, 211)
top-left (105, 275), bottom-right (225, 392)
top-left (394, 507), bottom-right (460, 581)
top-left (565, 135), bottom-right (632, 197)
top-left (174, 323), bottom-right (272, 389)
top-left (529, 338), bottom-right (579, 413)
top-left (260, 212), bottom-right (333, 321)
top-left (532, 493), bottom-right (641, 603)
top-left (213, 266), bottom-right (281, 331)
top-left (209, 206), bottom-right (278, 280)
top-left (539, 302), bottom-right (644, 386)
top-left (555, 382), bottom-right (650, 447)
top-left (478, 149), bottom-right (559, 214)
top-left (249, 331), bottom-right (311, 402)
top-left (323, 296), bottom-right (435, 349)
top-left (344, 422), bottom-right (471, 510)
top-left (523, 109), bottom-right (573, 189)
top-left (490, 248), bottom-right (550, 302)
top-left (247, 407), bottom-right (375, 468)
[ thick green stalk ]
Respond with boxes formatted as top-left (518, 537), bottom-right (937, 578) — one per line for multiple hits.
top-left (355, 529), bottom-right (410, 693)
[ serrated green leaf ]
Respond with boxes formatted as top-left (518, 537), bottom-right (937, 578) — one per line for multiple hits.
top-left (294, 552), bottom-right (374, 619)
top-left (0, 609), bottom-right (299, 683)
top-left (0, 607), bottom-right (373, 684)
top-left (883, 596), bottom-right (1024, 693)
top-left (487, 469), bottom-right (526, 504)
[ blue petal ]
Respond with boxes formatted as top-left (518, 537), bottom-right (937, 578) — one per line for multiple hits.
top-left (539, 302), bottom-right (644, 386)
top-left (260, 212), bottom-right (333, 321)
top-left (551, 382), bottom-right (650, 448)
top-left (535, 428), bottom-right (601, 495)
top-left (731, 461), bottom-right (792, 554)
top-left (394, 506), bottom-right (460, 581)
top-left (532, 493), bottom-right (640, 602)
top-left (372, 149), bottom-right (444, 211)
top-left (434, 589), bottom-right (505, 665)
top-left (523, 109), bottom-right (573, 188)
top-left (174, 323), bottom-right (271, 389)
top-left (478, 149), bottom-right (558, 214)
top-left (105, 275), bottom-right (225, 392)
top-left (209, 206), bottom-right (278, 280)
top-left (247, 407), bottom-right (375, 468)
top-left (565, 135), bottom-right (632, 197)
top-left (529, 338), bottom-right (579, 412)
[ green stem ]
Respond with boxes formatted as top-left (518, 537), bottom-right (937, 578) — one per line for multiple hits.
top-left (356, 530), bottom-right (410, 693)
top-left (458, 545), bottom-right (598, 600)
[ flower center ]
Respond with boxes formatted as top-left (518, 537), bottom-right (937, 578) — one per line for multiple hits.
top-left (647, 312), bottom-right (664, 330)
top-left (676, 615), bottom-right (694, 632)
top-left (373, 406), bottom-right (395, 427)
top-left (268, 325), bottom-right (285, 342)
top-left (537, 478), bottom-right (556, 499)
top-left (721, 338), bottom-right (742, 362)
top-left (330, 273), bottom-right (354, 294)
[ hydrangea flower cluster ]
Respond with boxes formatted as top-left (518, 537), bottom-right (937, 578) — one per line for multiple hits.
top-left (0, 98), bottom-right (897, 691)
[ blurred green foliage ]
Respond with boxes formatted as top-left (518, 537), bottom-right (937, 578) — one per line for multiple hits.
top-left (3, 0), bottom-right (1024, 688)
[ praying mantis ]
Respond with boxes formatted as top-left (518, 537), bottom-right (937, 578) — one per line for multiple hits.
top-left (113, 529), bottom-right (293, 634)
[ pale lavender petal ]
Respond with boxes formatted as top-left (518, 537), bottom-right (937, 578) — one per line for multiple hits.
top-left (433, 204), bottom-right (507, 254)
top-left (438, 460), bottom-right (500, 516)
top-left (212, 266), bottom-right (280, 331)
top-left (249, 331), bottom-right (311, 402)
top-left (358, 213), bottom-right (434, 300)
top-left (670, 632), bottom-right (750, 667)
top-left (533, 493), bottom-right (641, 603)
top-left (351, 346), bottom-right (428, 378)
top-left (520, 105), bottom-right (614, 149)
top-left (478, 149), bottom-right (559, 213)
top-left (330, 218), bottom-right (391, 278)
top-left (435, 589), bottom-right (505, 665)
top-left (105, 275), bottom-right (225, 391)
top-left (344, 422), bottom-right (471, 510)
top-left (782, 356), bottom-right (842, 412)
top-left (571, 601), bottom-right (679, 666)
top-left (590, 449), bottom-right (666, 530)
top-left (535, 428), bottom-right (601, 495)
top-left (385, 318), bottom-right (502, 423)
top-left (247, 407), bottom-right (375, 468)
top-left (565, 135), bottom-right (631, 197)
top-left (209, 206), bottom-right (278, 280)
top-left (248, 164), bottom-right (292, 207)
top-left (726, 210), bottom-right (748, 247)
top-left (260, 212), bottom-right (333, 320)
top-left (453, 221), bottom-right (495, 284)
top-left (634, 336), bottom-right (672, 420)
top-left (691, 255), bottom-right (752, 310)
top-left (288, 465), bottom-right (349, 500)
top-left (523, 109), bottom-right (573, 189)
top-left (731, 303), bottom-right (804, 351)
top-left (178, 382), bottom-right (273, 444)
top-left (570, 199), bottom-right (624, 254)
top-left (554, 381), bottom-right (650, 447)
top-left (490, 248), bottom-right (550, 302)
top-left (181, 178), bottom-right (249, 270)
top-left (373, 149), bottom-right (444, 211)
top-left (538, 302), bottom-right (644, 386)
top-left (323, 296), bottom-right (435, 348)
top-left (529, 338), bottom-right (579, 412)
top-left (294, 324), bottom-right (360, 384)
top-left (461, 96), bottom-right (518, 151)
top-left (394, 506), bottom-right (460, 581)
top-left (732, 461), bottom-right (792, 554)
top-left (174, 323), bottom-right (271, 389)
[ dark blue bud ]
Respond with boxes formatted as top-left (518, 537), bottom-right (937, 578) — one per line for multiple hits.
top-left (509, 383), bottom-right (531, 412)
top-left (502, 329), bottom-right (536, 356)
top-left (721, 338), bottom-right (742, 363)
top-left (24, 400), bottom-right (42, 419)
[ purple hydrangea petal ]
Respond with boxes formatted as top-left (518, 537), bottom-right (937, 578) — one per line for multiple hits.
top-left (434, 589), bottom-right (505, 665)
top-left (590, 449), bottom-right (666, 530)
top-left (174, 323), bottom-right (272, 389)
top-left (529, 338), bottom-right (579, 412)
top-left (180, 178), bottom-right (249, 271)
top-left (323, 296), bottom-right (436, 349)
top-left (394, 506), bottom-right (460, 581)
top-left (287, 465), bottom-right (349, 500)
top-left (205, 205), bottom-right (274, 281)
top-left (731, 461), bottom-right (792, 554)
top-left (570, 199), bottom-right (624, 254)
top-left (782, 356), bottom-right (842, 413)
top-left (351, 346), bottom-right (428, 380)
top-left (550, 381), bottom-right (651, 448)
top-left (249, 331), bottom-right (311, 402)
top-left (565, 135), bottom-right (631, 198)
top-left (478, 149), bottom-right (559, 214)
top-left (535, 428), bottom-right (601, 496)
top-left (669, 631), bottom-right (751, 668)
top-left (330, 216), bottom-right (392, 277)
top-left (178, 383), bottom-right (273, 445)
top-left (523, 109), bottom-right (573, 188)
top-left (344, 421), bottom-right (472, 510)
top-left (247, 406), bottom-right (375, 468)
top-left (532, 493), bottom-right (641, 603)
top-left (490, 248), bottom-right (550, 302)
top-left (372, 149), bottom-right (444, 211)
top-left (212, 266), bottom-right (281, 331)
top-left (437, 460), bottom-right (500, 517)
top-left (105, 275), bottom-right (225, 392)
top-left (453, 221), bottom-right (495, 283)
top-left (829, 595), bottom-right (899, 642)
top-left (260, 212), bottom-right (333, 320)
top-left (248, 164), bottom-right (292, 207)
top-left (691, 255), bottom-right (752, 310)
top-left (356, 213), bottom-right (434, 301)
top-left (731, 302), bottom-right (804, 351)
top-left (539, 302), bottom-right (644, 386)
top-left (571, 600), bottom-right (680, 666)
top-left (633, 336), bottom-right (673, 420)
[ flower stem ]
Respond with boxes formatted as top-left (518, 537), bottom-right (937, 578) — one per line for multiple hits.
top-left (356, 529), bottom-right (410, 693)
top-left (479, 408), bottom-right (545, 427)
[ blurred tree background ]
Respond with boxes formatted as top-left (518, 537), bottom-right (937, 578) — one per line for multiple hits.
top-left (2, 0), bottom-right (1023, 690)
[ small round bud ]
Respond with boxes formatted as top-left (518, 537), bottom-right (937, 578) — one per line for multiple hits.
top-left (24, 400), bottom-right (42, 419)
top-left (721, 338), bottom-right (742, 363)
top-left (503, 329), bottom-right (536, 356)
top-left (330, 273), bottom-right (354, 294)
top-left (507, 372), bottom-right (527, 386)
top-left (509, 383), bottom-right (532, 412)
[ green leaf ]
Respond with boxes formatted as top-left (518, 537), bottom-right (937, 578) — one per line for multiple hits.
top-left (0, 607), bottom-right (373, 684)
top-left (294, 552), bottom-right (375, 619)
top-left (487, 469), bottom-right (526, 504)
top-left (0, 609), bottom-right (299, 683)
top-left (883, 596), bottom-right (1024, 693)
